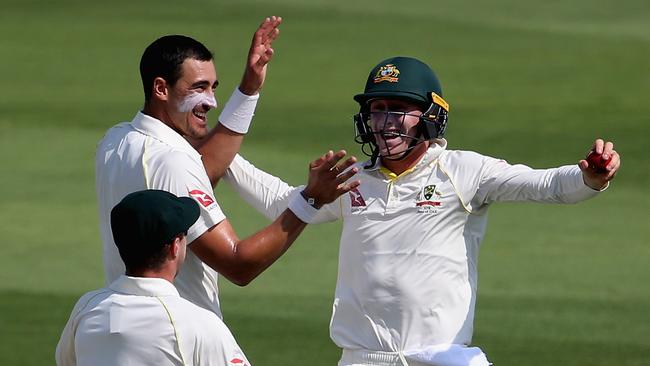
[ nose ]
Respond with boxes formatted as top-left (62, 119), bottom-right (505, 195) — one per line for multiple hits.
top-left (372, 111), bottom-right (401, 130)
top-left (202, 92), bottom-right (217, 110)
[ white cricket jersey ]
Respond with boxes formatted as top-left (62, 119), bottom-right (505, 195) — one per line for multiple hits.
top-left (96, 112), bottom-right (226, 316)
top-left (224, 139), bottom-right (601, 357)
top-left (55, 276), bottom-right (250, 366)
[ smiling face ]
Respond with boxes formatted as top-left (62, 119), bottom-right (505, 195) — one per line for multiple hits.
top-left (159, 58), bottom-right (219, 139)
top-left (368, 99), bottom-right (424, 159)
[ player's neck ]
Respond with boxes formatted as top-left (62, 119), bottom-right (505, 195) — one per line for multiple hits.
top-left (381, 142), bottom-right (429, 175)
top-left (142, 103), bottom-right (176, 132)
top-left (126, 267), bottom-right (175, 284)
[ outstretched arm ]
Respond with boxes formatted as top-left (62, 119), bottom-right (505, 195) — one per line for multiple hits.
top-left (474, 138), bottom-right (621, 206)
top-left (191, 150), bottom-right (360, 286)
top-left (196, 16), bottom-right (283, 187)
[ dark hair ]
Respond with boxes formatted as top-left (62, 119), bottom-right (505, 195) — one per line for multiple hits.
top-left (139, 35), bottom-right (213, 102)
top-left (116, 233), bottom-right (183, 273)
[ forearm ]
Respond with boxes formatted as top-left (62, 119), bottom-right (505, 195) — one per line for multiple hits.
top-left (482, 164), bottom-right (600, 204)
top-left (197, 88), bottom-right (260, 187)
top-left (225, 154), bottom-right (298, 219)
top-left (197, 125), bottom-right (244, 187)
top-left (231, 209), bottom-right (307, 284)
top-left (192, 209), bottom-right (306, 286)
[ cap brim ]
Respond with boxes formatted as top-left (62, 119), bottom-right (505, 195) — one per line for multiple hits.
top-left (353, 91), bottom-right (428, 106)
top-left (177, 197), bottom-right (201, 232)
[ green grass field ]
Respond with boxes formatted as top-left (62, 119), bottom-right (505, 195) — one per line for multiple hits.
top-left (1, 0), bottom-right (649, 364)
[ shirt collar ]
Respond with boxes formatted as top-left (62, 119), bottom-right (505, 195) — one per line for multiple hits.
top-left (365, 138), bottom-right (448, 175)
top-left (131, 111), bottom-right (201, 159)
top-left (108, 275), bottom-right (180, 297)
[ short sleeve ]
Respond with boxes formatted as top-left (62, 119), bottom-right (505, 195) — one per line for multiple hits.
top-left (146, 150), bottom-right (226, 243)
top-left (193, 310), bottom-right (251, 366)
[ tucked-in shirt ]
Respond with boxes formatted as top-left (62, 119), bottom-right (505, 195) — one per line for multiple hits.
top-left (96, 112), bottom-right (226, 316)
top-left (55, 276), bottom-right (250, 366)
top-left (223, 139), bottom-right (600, 353)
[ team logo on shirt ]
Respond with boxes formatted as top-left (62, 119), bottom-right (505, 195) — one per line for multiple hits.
top-left (189, 189), bottom-right (215, 208)
top-left (415, 184), bottom-right (443, 214)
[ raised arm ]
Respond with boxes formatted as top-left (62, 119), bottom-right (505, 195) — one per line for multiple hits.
top-left (191, 150), bottom-right (360, 286)
top-left (196, 16), bottom-right (283, 187)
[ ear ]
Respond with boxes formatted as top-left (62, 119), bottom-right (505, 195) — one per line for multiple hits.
top-left (152, 77), bottom-right (169, 102)
top-left (169, 236), bottom-right (182, 259)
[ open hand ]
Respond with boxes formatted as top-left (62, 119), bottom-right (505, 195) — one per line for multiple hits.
top-left (303, 150), bottom-right (361, 208)
top-left (239, 16), bottom-right (282, 95)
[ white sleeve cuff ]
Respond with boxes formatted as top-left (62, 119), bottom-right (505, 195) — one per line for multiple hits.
top-left (217, 88), bottom-right (259, 134)
top-left (287, 192), bottom-right (320, 223)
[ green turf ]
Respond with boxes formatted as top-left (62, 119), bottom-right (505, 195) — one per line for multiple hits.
top-left (1, 0), bottom-right (649, 365)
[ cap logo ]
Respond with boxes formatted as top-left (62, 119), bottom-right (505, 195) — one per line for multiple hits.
top-left (373, 64), bottom-right (400, 83)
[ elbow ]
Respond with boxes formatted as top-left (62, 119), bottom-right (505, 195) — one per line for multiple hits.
top-left (226, 268), bottom-right (261, 287)
top-left (230, 275), bottom-right (254, 287)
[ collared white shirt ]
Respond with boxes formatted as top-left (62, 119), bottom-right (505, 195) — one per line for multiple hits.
top-left (224, 140), bottom-right (600, 356)
top-left (96, 112), bottom-right (226, 316)
top-left (55, 276), bottom-right (250, 366)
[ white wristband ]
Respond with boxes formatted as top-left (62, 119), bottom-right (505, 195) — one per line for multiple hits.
top-left (288, 192), bottom-right (320, 223)
top-left (217, 87), bottom-right (259, 134)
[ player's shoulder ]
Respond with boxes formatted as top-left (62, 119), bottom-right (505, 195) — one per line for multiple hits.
top-left (173, 298), bottom-right (227, 333)
top-left (148, 145), bottom-right (203, 174)
top-left (440, 149), bottom-right (490, 167)
top-left (98, 122), bottom-right (136, 147)
top-left (70, 288), bottom-right (114, 315)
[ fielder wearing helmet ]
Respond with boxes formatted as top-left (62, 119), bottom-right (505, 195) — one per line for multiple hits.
top-left (353, 56), bottom-right (450, 166)
top-left (217, 55), bottom-right (619, 366)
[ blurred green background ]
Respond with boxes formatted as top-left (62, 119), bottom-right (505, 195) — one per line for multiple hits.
top-left (1, 0), bottom-right (649, 365)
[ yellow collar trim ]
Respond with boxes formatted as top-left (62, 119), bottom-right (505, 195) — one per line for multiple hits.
top-left (379, 166), bottom-right (417, 182)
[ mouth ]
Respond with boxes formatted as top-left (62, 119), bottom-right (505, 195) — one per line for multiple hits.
top-left (192, 108), bottom-right (208, 123)
top-left (379, 129), bottom-right (403, 141)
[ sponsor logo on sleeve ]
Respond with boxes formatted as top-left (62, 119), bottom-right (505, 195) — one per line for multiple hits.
top-left (229, 350), bottom-right (249, 366)
top-left (189, 189), bottom-right (215, 208)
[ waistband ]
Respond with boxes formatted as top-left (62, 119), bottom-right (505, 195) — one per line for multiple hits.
top-left (340, 349), bottom-right (411, 366)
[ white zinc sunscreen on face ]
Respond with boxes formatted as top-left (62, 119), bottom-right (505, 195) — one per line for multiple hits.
top-left (177, 91), bottom-right (217, 112)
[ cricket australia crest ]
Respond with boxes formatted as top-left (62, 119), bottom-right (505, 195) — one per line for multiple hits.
top-left (373, 64), bottom-right (400, 83)
top-left (415, 184), bottom-right (443, 214)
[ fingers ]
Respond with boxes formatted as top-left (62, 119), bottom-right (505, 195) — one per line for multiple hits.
top-left (577, 159), bottom-right (589, 172)
top-left (602, 141), bottom-right (614, 160)
top-left (320, 150), bottom-right (348, 171)
top-left (603, 150), bottom-right (620, 180)
top-left (310, 150), bottom-right (333, 169)
top-left (255, 47), bottom-right (275, 67)
top-left (253, 16), bottom-right (282, 48)
top-left (334, 157), bottom-right (358, 181)
top-left (335, 179), bottom-right (362, 196)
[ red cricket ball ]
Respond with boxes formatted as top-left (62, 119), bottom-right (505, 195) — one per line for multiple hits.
top-left (586, 151), bottom-right (611, 173)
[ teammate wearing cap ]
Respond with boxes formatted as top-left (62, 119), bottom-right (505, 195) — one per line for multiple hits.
top-left (220, 56), bottom-right (621, 365)
top-left (57, 190), bottom-right (251, 366)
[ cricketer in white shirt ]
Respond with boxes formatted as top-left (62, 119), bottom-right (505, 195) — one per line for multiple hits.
top-left (96, 111), bottom-right (228, 316)
top-left (55, 275), bottom-right (249, 366)
top-left (221, 138), bottom-right (605, 365)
